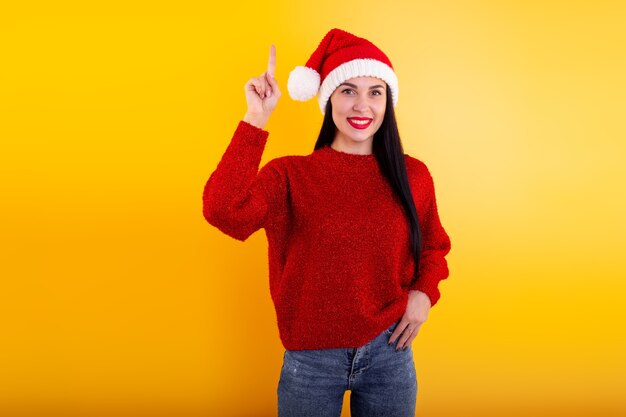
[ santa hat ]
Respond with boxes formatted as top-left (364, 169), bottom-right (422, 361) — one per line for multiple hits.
top-left (287, 28), bottom-right (399, 114)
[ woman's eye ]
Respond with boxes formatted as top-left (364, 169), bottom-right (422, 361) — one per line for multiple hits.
top-left (341, 88), bottom-right (383, 96)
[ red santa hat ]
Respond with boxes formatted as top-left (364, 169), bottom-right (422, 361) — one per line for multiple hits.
top-left (287, 28), bottom-right (399, 114)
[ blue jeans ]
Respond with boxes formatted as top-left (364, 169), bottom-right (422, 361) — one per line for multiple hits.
top-left (277, 320), bottom-right (417, 417)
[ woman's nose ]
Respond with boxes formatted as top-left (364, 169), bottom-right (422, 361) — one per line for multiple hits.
top-left (353, 96), bottom-right (368, 111)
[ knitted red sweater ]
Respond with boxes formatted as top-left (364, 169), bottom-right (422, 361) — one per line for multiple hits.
top-left (203, 120), bottom-right (451, 350)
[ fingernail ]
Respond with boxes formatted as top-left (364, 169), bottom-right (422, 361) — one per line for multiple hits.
top-left (403, 346), bottom-right (408, 351)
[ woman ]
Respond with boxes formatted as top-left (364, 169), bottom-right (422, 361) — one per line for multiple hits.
top-left (203, 28), bottom-right (451, 417)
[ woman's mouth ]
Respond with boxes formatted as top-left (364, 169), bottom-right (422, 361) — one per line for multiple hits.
top-left (347, 117), bottom-right (373, 130)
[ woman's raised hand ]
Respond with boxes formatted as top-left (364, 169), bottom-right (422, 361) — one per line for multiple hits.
top-left (243, 44), bottom-right (281, 129)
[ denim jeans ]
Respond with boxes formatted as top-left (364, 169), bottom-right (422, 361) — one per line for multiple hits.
top-left (277, 320), bottom-right (417, 417)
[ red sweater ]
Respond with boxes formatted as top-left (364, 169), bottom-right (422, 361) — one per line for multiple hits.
top-left (203, 120), bottom-right (451, 350)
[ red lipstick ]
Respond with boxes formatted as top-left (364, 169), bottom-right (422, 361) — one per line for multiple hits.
top-left (347, 117), bottom-right (373, 130)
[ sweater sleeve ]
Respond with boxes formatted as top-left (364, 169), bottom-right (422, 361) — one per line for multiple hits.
top-left (202, 120), bottom-right (286, 241)
top-left (408, 164), bottom-right (451, 307)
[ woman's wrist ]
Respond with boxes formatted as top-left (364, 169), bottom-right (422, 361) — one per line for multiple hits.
top-left (243, 112), bottom-right (269, 130)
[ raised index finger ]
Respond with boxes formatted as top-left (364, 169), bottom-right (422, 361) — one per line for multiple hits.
top-left (267, 44), bottom-right (276, 77)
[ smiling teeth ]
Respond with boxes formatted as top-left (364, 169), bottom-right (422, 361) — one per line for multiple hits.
top-left (350, 119), bottom-right (371, 124)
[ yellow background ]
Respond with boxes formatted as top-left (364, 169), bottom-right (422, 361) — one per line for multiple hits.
top-left (1, 1), bottom-right (625, 416)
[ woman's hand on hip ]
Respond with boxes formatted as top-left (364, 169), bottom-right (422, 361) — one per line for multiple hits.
top-left (243, 44), bottom-right (281, 129)
top-left (388, 290), bottom-right (431, 351)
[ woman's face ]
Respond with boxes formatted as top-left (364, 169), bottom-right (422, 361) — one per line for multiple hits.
top-left (330, 76), bottom-right (387, 149)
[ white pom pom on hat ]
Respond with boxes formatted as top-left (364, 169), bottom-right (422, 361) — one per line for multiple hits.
top-left (287, 66), bottom-right (321, 101)
top-left (287, 28), bottom-right (399, 114)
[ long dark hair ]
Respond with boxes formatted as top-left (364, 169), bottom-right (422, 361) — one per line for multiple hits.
top-left (313, 85), bottom-right (423, 273)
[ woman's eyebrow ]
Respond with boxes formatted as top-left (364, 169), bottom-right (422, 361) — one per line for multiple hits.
top-left (339, 82), bottom-right (385, 89)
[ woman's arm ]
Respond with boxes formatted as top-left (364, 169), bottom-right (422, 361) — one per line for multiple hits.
top-left (202, 44), bottom-right (285, 241)
top-left (391, 164), bottom-right (450, 349)
top-left (408, 164), bottom-right (452, 307)
top-left (202, 121), bottom-right (285, 241)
